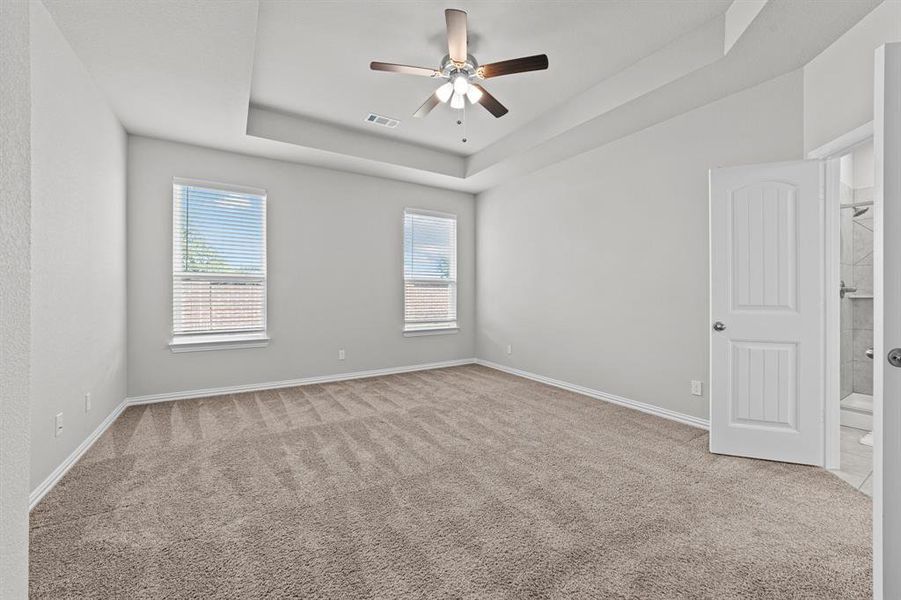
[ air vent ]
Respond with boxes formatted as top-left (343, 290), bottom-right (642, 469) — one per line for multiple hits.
top-left (365, 113), bottom-right (400, 128)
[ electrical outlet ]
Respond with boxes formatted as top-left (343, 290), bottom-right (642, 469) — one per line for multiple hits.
top-left (84, 392), bottom-right (91, 413)
top-left (505, 344), bottom-right (513, 355)
top-left (690, 380), bottom-right (703, 396)
top-left (55, 412), bottom-right (64, 438)
top-left (338, 348), bottom-right (346, 361)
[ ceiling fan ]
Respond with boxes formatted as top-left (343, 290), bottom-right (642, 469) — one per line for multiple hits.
top-left (370, 8), bottom-right (548, 120)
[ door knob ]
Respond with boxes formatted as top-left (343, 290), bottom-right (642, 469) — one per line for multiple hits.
top-left (889, 348), bottom-right (901, 368)
top-left (713, 321), bottom-right (726, 332)
top-left (866, 348), bottom-right (875, 359)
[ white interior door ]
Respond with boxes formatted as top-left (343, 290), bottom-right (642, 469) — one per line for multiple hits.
top-left (873, 41), bottom-right (900, 600)
top-left (709, 160), bottom-right (824, 465)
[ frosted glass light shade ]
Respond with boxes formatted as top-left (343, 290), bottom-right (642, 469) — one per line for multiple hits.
top-left (452, 75), bottom-right (469, 95)
top-left (435, 82), bottom-right (453, 103)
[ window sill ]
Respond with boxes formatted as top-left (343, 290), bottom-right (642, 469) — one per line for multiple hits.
top-left (403, 327), bottom-right (459, 337)
top-left (169, 333), bottom-right (270, 353)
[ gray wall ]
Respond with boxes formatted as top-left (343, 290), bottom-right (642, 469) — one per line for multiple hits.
top-left (0, 1), bottom-right (31, 597)
top-left (803, 0), bottom-right (901, 154)
top-left (30, 0), bottom-right (128, 490)
top-left (476, 71), bottom-right (805, 421)
top-left (127, 136), bottom-right (475, 398)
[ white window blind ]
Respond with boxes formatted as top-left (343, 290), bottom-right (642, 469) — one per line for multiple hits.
top-left (172, 179), bottom-right (267, 342)
top-left (403, 209), bottom-right (457, 332)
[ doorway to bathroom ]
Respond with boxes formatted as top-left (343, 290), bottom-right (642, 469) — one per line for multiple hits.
top-left (805, 121), bottom-right (875, 492)
top-left (834, 138), bottom-right (875, 495)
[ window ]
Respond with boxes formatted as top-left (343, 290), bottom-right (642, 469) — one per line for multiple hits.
top-left (403, 208), bottom-right (457, 334)
top-left (171, 178), bottom-right (268, 351)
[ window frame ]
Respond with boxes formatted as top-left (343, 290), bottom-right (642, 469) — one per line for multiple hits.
top-left (169, 177), bottom-right (269, 352)
top-left (402, 207), bottom-right (459, 336)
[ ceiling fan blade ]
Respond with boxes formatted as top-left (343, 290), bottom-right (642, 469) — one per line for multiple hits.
top-left (413, 93), bottom-right (441, 118)
top-left (472, 84), bottom-right (508, 118)
top-left (370, 62), bottom-right (439, 77)
top-left (478, 54), bottom-right (549, 79)
top-left (445, 9), bottom-right (468, 64)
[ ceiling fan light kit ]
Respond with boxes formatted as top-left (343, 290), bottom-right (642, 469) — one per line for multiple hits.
top-left (450, 91), bottom-right (465, 109)
top-left (370, 7), bottom-right (549, 140)
top-left (435, 81), bottom-right (454, 103)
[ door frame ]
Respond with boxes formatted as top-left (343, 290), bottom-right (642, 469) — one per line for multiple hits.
top-left (873, 41), bottom-right (901, 600)
top-left (808, 121), bottom-right (874, 470)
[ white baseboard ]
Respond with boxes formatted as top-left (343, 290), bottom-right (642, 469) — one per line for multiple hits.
top-left (29, 397), bottom-right (129, 512)
top-left (126, 358), bottom-right (477, 405)
top-left (30, 356), bottom-right (706, 512)
top-left (475, 359), bottom-right (710, 430)
top-left (30, 358), bottom-right (476, 511)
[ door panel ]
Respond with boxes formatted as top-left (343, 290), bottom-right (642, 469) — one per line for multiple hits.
top-left (731, 183), bottom-right (797, 311)
top-left (730, 341), bottom-right (797, 429)
top-left (710, 160), bottom-right (823, 465)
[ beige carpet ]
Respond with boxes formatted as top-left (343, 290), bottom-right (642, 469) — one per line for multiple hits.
top-left (30, 365), bottom-right (871, 599)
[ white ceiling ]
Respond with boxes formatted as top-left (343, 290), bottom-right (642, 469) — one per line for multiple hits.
top-left (250, 0), bottom-right (732, 155)
top-left (42, 0), bottom-right (880, 193)
top-left (41, 0), bottom-right (258, 151)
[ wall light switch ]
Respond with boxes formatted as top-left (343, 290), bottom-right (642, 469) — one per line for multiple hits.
top-left (338, 348), bottom-right (346, 361)
top-left (84, 392), bottom-right (91, 413)
top-left (505, 344), bottom-right (512, 355)
top-left (55, 412), bottom-right (64, 437)
top-left (691, 380), bottom-right (703, 396)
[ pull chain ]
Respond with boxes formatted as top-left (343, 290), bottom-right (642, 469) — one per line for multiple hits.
top-left (461, 102), bottom-right (467, 144)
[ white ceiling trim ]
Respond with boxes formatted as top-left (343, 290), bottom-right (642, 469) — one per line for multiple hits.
top-left (246, 106), bottom-right (466, 178)
top-left (243, 0), bottom-right (879, 192)
top-left (724, 0), bottom-right (769, 54)
top-left (44, 0), bottom-right (880, 194)
top-left (244, 7), bottom-right (754, 190)
top-left (465, 14), bottom-right (729, 177)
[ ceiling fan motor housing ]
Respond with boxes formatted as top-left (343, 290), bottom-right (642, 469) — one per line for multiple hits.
top-left (440, 54), bottom-right (480, 81)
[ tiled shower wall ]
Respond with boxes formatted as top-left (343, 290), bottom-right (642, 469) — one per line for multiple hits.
top-left (840, 184), bottom-right (874, 398)
top-left (841, 182), bottom-right (853, 398)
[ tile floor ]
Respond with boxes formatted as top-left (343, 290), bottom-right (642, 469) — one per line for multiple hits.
top-left (830, 425), bottom-right (873, 496)
top-left (841, 392), bottom-right (874, 413)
